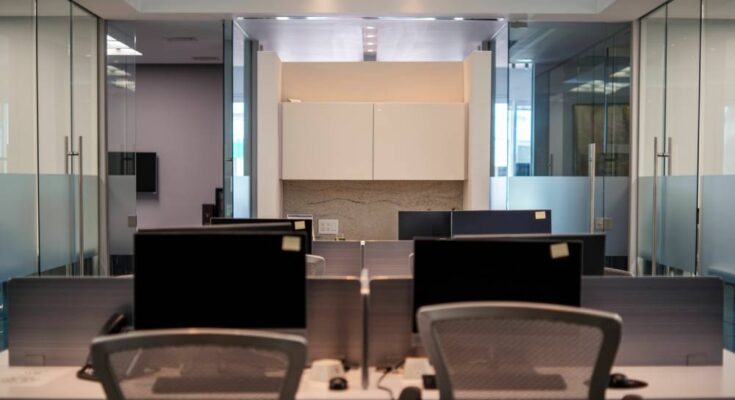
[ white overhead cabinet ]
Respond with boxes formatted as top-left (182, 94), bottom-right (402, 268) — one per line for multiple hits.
top-left (281, 102), bottom-right (466, 180)
top-left (373, 103), bottom-right (466, 180)
top-left (281, 102), bottom-right (374, 180)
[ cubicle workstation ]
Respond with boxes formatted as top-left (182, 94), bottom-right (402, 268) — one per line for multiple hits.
top-left (2, 236), bottom-right (734, 400)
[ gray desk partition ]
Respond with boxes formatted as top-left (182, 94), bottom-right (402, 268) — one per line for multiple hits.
top-left (364, 241), bottom-right (414, 277)
top-left (367, 276), bottom-right (725, 367)
top-left (368, 277), bottom-right (414, 368)
top-left (582, 276), bottom-right (723, 366)
top-left (306, 276), bottom-right (363, 366)
top-left (312, 241), bottom-right (362, 277)
top-left (7, 277), bottom-right (133, 366)
top-left (7, 276), bottom-right (364, 368)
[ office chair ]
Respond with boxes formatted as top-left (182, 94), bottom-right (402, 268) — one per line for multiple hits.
top-left (91, 328), bottom-right (307, 400)
top-left (306, 254), bottom-right (327, 276)
top-left (418, 302), bottom-right (621, 400)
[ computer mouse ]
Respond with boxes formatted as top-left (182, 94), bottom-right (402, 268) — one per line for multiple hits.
top-left (398, 386), bottom-right (422, 400)
top-left (609, 373), bottom-right (630, 388)
top-left (329, 377), bottom-right (348, 390)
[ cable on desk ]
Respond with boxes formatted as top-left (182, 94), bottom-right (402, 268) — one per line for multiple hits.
top-left (377, 360), bottom-right (405, 400)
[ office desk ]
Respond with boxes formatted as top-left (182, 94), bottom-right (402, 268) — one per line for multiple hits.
top-left (2, 350), bottom-right (735, 400)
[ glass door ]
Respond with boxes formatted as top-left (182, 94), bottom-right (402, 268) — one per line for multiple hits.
top-left (72, 3), bottom-right (99, 275)
top-left (638, 0), bottom-right (700, 275)
top-left (37, 0), bottom-right (76, 275)
top-left (37, 0), bottom-right (99, 276)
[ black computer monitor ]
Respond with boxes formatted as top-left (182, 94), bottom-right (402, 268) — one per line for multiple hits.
top-left (134, 231), bottom-right (307, 330)
top-left (454, 233), bottom-right (605, 276)
top-left (451, 210), bottom-right (552, 235)
top-left (398, 211), bottom-right (452, 240)
top-left (210, 218), bottom-right (313, 254)
top-left (412, 237), bottom-right (582, 331)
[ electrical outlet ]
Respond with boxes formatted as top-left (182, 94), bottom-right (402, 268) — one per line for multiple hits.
top-left (318, 219), bottom-right (339, 235)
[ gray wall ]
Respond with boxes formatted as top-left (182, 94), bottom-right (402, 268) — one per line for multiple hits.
top-left (135, 64), bottom-right (223, 229)
top-left (283, 180), bottom-right (464, 240)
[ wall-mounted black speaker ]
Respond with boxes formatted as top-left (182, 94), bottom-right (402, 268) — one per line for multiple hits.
top-left (136, 152), bottom-right (157, 193)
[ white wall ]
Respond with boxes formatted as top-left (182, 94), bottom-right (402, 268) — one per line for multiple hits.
top-left (463, 51), bottom-right (491, 209)
top-left (135, 64), bottom-right (223, 228)
top-left (256, 52), bottom-right (283, 218)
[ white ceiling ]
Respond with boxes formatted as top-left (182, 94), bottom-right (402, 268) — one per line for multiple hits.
top-left (108, 20), bottom-right (223, 63)
top-left (238, 19), bottom-right (503, 62)
top-left (75, 0), bottom-right (667, 22)
top-left (509, 22), bottom-right (629, 66)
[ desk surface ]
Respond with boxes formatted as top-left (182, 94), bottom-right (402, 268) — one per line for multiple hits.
top-left (2, 350), bottom-right (735, 400)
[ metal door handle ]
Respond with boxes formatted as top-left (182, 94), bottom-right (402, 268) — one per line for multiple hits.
top-left (77, 137), bottom-right (85, 275)
top-left (652, 137), bottom-right (659, 274)
top-left (589, 143), bottom-right (596, 233)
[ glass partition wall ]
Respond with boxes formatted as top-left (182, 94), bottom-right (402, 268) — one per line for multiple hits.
top-left (0, 0), bottom-right (100, 347)
top-left (491, 22), bottom-right (632, 268)
top-left (637, 0), bottom-right (735, 278)
top-left (227, 19), bottom-right (256, 218)
top-left (640, 0), bottom-right (735, 349)
top-left (106, 21), bottom-right (137, 275)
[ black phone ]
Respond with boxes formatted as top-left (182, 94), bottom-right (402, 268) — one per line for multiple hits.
top-left (77, 312), bottom-right (129, 381)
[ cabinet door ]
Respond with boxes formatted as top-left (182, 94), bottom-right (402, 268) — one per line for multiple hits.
top-left (282, 103), bottom-right (373, 180)
top-left (373, 103), bottom-right (466, 180)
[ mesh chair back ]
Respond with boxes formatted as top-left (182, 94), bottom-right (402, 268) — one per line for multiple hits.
top-left (91, 328), bottom-right (307, 400)
top-left (306, 255), bottom-right (327, 276)
top-left (418, 302), bottom-right (621, 400)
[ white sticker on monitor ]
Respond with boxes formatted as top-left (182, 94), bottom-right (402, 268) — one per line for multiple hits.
top-left (282, 236), bottom-right (302, 252)
top-left (294, 221), bottom-right (306, 230)
top-left (535, 211), bottom-right (547, 220)
top-left (550, 243), bottom-right (569, 259)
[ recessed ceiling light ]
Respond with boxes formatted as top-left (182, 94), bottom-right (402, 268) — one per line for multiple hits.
top-left (236, 17), bottom-right (244, 20)
top-left (365, 42), bottom-right (375, 46)
top-left (306, 16), bottom-right (328, 20)
top-left (365, 33), bottom-right (376, 38)
top-left (275, 16), bottom-right (290, 20)
top-left (365, 26), bottom-right (376, 30)
top-left (366, 48), bottom-right (376, 52)
top-left (498, 17), bottom-right (506, 21)
top-left (453, 17), bottom-right (465, 21)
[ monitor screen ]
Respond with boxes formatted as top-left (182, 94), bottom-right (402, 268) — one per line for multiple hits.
top-left (210, 218), bottom-right (313, 254)
top-left (136, 152), bottom-right (157, 193)
top-left (134, 231), bottom-right (307, 330)
top-left (413, 238), bottom-right (582, 331)
top-left (398, 211), bottom-right (452, 240)
top-left (454, 233), bottom-right (605, 276)
top-left (451, 210), bottom-right (552, 235)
